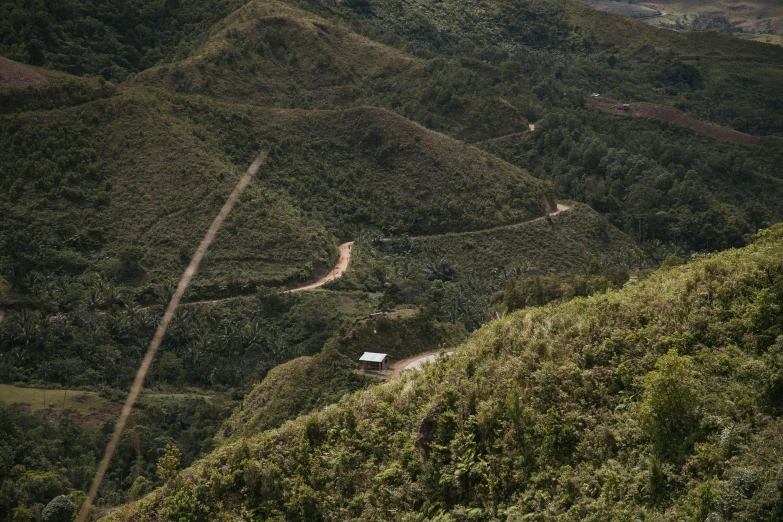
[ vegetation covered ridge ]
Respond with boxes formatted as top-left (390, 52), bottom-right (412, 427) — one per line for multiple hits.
top-left (110, 225), bottom-right (783, 520)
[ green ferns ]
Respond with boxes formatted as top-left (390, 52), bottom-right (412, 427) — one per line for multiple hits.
top-left (113, 226), bottom-right (783, 520)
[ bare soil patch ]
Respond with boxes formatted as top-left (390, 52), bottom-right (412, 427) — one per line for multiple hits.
top-left (586, 95), bottom-right (760, 146)
top-left (0, 57), bottom-right (48, 91)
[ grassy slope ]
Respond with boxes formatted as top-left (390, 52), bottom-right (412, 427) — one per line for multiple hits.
top-left (156, 97), bottom-right (553, 238)
top-left (0, 86), bottom-right (336, 301)
top-left (251, 106), bottom-right (550, 236)
top-left (381, 203), bottom-right (640, 278)
top-left (333, 203), bottom-right (641, 301)
top-left (215, 348), bottom-right (373, 440)
top-left (0, 384), bottom-right (108, 415)
top-left (111, 225), bottom-right (783, 521)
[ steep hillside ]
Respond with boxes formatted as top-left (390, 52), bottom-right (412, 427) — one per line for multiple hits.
top-left (110, 225), bottom-right (783, 521)
top-left (219, 312), bottom-right (465, 440)
top-left (0, 0), bottom-right (248, 79)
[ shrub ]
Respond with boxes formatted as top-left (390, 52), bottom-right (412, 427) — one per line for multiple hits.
top-left (41, 495), bottom-right (74, 522)
top-left (157, 445), bottom-right (182, 483)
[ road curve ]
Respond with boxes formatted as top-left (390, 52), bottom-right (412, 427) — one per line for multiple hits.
top-left (284, 241), bottom-right (354, 293)
top-left (287, 205), bottom-right (568, 293)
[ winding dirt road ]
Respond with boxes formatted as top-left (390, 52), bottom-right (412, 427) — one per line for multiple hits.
top-left (585, 95), bottom-right (760, 146)
top-left (391, 203), bottom-right (570, 242)
top-left (121, 204), bottom-right (570, 311)
top-left (284, 241), bottom-right (354, 293)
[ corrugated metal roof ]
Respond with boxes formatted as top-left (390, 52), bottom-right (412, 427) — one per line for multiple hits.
top-left (359, 352), bottom-right (388, 363)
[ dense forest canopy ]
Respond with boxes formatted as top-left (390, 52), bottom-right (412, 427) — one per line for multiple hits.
top-left (0, 0), bottom-right (247, 80)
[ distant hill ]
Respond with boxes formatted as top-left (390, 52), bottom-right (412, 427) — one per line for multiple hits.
top-left (0, 77), bottom-right (552, 303)
top-left (575, 0), bottom-right (783, 46)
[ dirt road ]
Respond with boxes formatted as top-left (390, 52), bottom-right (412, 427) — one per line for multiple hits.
top-left (585, 95), bottom-right (760, 146)
top-left (116, 204), bottom-right (570, 311)
top-left (390, 351), bottom-right (453, 377)
top-left (284, 241), bottom-right (354, 293)
top-left (394, 203), bottom-right (569, 242)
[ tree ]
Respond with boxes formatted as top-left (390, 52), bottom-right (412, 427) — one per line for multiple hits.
top-left (117, 246), bottom-right (146, 280)
top-left (638, 350), bottom-right (701, 461)
top-left (157, 444), bottom-right (182, 483)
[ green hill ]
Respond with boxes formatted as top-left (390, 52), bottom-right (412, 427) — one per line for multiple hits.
top-left (0, 85), bottom-right (551, 305)
top-left (134, 5), bottom-right (532, 143)
top-left (109, 225), bottom-right (783, 521)
top-left (0, 89), bottom-right (336, 302)
top-left (479, 108), bottom-right (783, 252)
top-left (330, 203), bottom-right (642, 329)
top-left (2, 0), bottom-right (783, 516)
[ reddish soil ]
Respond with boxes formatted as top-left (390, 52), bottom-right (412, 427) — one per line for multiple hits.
top-left (0, 56), bottom-right (48, 91)
top-left (585, 95), bottom-right (760, 146)
top-left (13, 401), bottom-right (124, 429)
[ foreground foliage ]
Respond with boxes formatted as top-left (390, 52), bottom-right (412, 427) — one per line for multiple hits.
top-left (115, 225), bottom-right (783, 521)
top-left (0, 394), bottom-right (236, 519)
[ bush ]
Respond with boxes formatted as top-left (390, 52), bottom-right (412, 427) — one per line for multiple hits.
top-left (41, 495), bottom-right (74, 522)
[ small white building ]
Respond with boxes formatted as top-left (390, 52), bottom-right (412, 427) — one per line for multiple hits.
top-left (359, 352), bottom-right (391, 372)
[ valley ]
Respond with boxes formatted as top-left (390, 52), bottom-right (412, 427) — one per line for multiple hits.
top-left (0, 0), bottom-right (782, 519)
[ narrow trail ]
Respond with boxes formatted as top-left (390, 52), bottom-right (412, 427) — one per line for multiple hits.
top-left (110, 204), bottom-right (570, 312)
top-left (391, 203), bottom-right (569, 242)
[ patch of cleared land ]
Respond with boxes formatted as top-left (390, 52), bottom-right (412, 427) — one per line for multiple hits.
top-left (0, 57), bottom-right (48, 91)
top-left (586, 95), bottom-right (761, 145)
top-left (0, 384), bottom-right (210, 428)
top-left (0, 384), bottom-right (116, 428)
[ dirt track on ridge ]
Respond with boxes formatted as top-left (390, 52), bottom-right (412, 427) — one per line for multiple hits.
top-left (585, 95), bottom-right (760, 146)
